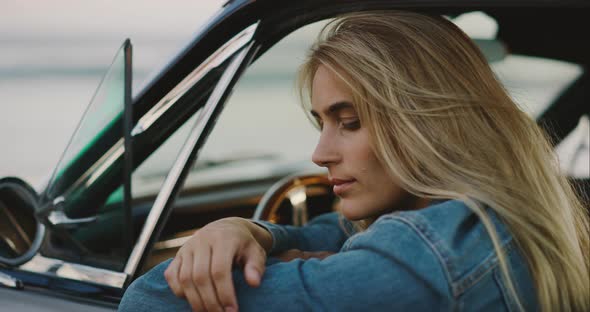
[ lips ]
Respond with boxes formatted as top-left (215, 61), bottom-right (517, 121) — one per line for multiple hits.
top-left (330, 178), bottom-right (356, 196)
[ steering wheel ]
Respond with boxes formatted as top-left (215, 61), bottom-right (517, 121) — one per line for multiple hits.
top-left (252, 173), bottom-right (335, 226)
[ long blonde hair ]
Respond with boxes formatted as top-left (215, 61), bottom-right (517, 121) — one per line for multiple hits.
top-left (298, 11), bottom-right (589, 311)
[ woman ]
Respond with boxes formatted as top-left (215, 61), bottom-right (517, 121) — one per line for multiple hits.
top-left (119, 11), bottom-right (589, 311)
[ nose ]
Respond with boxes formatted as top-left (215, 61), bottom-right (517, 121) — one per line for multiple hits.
top-left (312, 130), bottom-right (340, 167)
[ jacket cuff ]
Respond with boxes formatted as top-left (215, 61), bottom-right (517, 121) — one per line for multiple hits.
top-left (250, 220), bottom-right (294, 255)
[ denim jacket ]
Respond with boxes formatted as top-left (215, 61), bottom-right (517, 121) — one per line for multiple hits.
top-left (119, 199), bottom-right (538, 311)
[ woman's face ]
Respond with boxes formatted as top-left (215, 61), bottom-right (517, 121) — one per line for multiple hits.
top-left (310, 65), bottom-right (420, 220)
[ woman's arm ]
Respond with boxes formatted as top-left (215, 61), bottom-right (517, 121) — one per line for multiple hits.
top-left (119, 216), bottom-right (447, 312)
top-left (252, 212), bottom-right (354, 255)
top-left (141, 212), bottom-right (350, 311)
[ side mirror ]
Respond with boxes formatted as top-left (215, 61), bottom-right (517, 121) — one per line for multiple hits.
top-left (0, 177), bottom-right (45, 267)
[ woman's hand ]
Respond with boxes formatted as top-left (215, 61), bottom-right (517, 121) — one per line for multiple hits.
top-left (164, 217), bottom-right (272, 312)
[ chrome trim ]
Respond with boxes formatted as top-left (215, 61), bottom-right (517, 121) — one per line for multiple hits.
top-left (131, 23), bottom-right (258, 137)
top-left (39, 139), bottom-right (123, 218)
top-left (19, 254), bottom-right (127, 288)
top-left (85, 139), bottom-right (124, 186)
top-left (124, 32), bottom-right (257, 276)
top-left (153, 235), bottom-right (192, 251)
top-left (47, 210), bottom-right (97, 228)
top-left (45, 196), bottom-right (97, 227)
top-left (52, 138), bottom-right (124, 201)
top-left (0, 271), bottom-right (23, 289)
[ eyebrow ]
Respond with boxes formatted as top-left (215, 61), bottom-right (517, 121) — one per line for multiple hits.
top-left (310, 101), bottom-right (355, 118)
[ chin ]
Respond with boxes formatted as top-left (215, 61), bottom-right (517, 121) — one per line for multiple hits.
top-left (339, 200), bottom-right (369, 221)
top-left (339, 197), bottom-right (397, 221)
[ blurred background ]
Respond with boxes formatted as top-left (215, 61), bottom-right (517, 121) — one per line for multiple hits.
top-left (0, 0), bottom-right (224, 186)
top-left (1, 3), bottom-right (587, 191)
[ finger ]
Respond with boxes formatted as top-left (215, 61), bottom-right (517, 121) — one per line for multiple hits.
top-left (179, 252), bottom-right (205, 312)
top-left (164, 257), bottom-right (185, 298)
top-left (210, 244), bottom-right (238, 311)
top-left (192, 247), bottom-right (223, 312)
top-left (243, 243), bottom-right (266, 287)
top-left (184, 283), bottom-right (205, 312)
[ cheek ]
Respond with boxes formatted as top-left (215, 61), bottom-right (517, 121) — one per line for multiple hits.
top-left (364, 154), bottom-right (407, 208)
top-left (347, 132), bottom-right (377, 173)
top-left (344, 155), bottom-right (397, 215)
top-left (363, 151), bottom-right (390, 185)
top-left (341, 130), bottom-right (409, 216)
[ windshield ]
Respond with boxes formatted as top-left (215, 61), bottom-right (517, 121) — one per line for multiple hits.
top-left (43, 41), bottom-right (129, 205)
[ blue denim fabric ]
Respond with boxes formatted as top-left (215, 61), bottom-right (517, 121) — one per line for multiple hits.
top-left (119, 199), bottom-right (538, 311)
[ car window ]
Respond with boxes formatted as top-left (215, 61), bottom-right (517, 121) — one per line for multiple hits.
top-left (145, 22), bottom-right (329, 247)
top-left (137, 21), bottom-right (330, 203)
top-left (185, 21), bottom-right (328, 186)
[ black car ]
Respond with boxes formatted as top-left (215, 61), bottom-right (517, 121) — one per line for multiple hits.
top-left (1, 0), bottom-right (588, 310)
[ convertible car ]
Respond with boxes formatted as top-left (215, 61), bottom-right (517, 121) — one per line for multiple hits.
top-left (1, 0), bottom-right (588, 310)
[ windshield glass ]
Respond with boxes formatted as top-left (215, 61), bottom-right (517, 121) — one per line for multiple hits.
top-left (43, 41), bottom-right (129, 205)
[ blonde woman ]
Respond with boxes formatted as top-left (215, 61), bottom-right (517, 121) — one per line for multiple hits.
top-left (120, 11), bottom-right (589, 312)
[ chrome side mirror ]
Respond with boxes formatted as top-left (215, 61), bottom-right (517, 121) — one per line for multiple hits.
top-left (0, 177), bottom-right (45, 267)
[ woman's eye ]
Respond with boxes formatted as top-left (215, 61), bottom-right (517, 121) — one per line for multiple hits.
top-left (341, 119), bottom-right (361, 130)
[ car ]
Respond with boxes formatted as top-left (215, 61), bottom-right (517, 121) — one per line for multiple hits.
top-left (1, 0), bottom-right (589, 310)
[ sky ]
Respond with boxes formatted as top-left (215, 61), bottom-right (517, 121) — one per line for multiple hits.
top-left (0, 1), bottom-right (223, 38)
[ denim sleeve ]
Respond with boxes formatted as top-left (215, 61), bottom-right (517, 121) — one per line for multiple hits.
top-left (252, 212), bottom-right (355, 254)
top-left (119, 217), bottom-right (451, 312)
